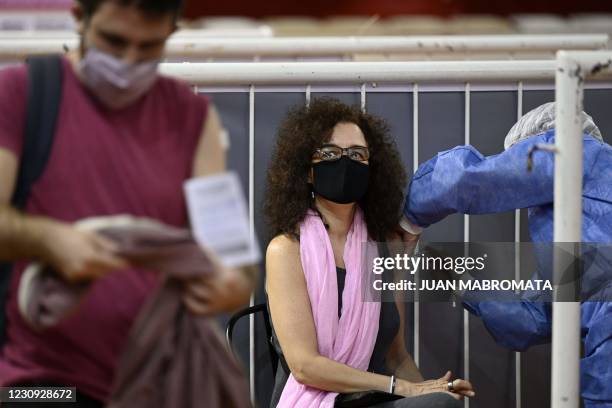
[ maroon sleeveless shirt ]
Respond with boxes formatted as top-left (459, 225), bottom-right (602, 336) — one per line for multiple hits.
top-left (0, 56), bottom-right (208, 401)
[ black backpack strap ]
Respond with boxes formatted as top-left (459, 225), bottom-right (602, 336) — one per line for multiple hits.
top-left (11, 54), bottom-right (64, 208)
top-left (0, 55), bottom-right (63, 346)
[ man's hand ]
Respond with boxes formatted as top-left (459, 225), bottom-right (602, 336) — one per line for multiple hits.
top-left (182, 261), bottom-right (255, 316)
top-left (40, 221), bottom-right (129, 283)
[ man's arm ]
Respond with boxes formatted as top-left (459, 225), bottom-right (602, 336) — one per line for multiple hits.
top-left (192, 104), bottom-right (226, 178)
top-left (183, 103), bottom-right (256, 316)
top-left (404, 133), bottom-right (556, 228)
top-left (0, 148), bottom-right (127, 282)
top-left (0, 147), bottom-right (42, 260)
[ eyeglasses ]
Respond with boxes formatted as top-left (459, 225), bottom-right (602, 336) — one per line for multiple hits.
top-left (313, 144), bottom-right (370, 162)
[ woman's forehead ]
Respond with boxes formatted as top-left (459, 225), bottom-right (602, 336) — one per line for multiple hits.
top-left (328, 122), bottom-right (366, 147)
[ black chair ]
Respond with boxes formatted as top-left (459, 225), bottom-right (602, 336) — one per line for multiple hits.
top-left (226, 303), bottom-right (280, 378)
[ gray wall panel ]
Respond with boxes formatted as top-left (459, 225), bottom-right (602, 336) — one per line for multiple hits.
top-left (584, 89), bottom-right (612, 144)
top-left (418, 91), bottom-right (465, 380)
top-left (520, 89), bottom-right (559, 408)
top-left (469, 91), bottom-right (518, 408)
top-left (311, 92), bottom-right (360, 106)
top-left (368, 92), bottom-right (416, 355)
top-left (367, 92), bottom-right (414, 174)
top-left (508, 89), bottom-right (555, 408)
top-left (254, 92), bottom-right (306, 408)
top-left (205, 92), bottom-right (252, 379)
top-left (208, 93), bottom-right (250, 197)
top-left (523, 88), bottom-right (612, 143)
top-left (523, 90), bottom-right (555, 114)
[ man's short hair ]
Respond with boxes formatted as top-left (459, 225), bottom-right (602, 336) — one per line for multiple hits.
top-left (77, 0), bottom-right (184, 19)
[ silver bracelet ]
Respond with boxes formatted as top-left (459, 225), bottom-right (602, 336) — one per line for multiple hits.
top-left (389, 375), bottom-right (396, 394)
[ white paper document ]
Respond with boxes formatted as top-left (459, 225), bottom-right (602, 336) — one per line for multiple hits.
top-left (184, 172), bottom-right (261, 268)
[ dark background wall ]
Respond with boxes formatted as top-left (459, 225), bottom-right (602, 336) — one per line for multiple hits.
top-left (183, 0), bottom-right (612, 19)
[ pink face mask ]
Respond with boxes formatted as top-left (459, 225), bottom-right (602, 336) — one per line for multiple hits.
top-left (78, 47), bottom-right (160, 110)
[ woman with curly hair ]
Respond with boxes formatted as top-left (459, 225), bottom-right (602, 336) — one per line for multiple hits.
top-left (264, 98), bottom-right (474, 408)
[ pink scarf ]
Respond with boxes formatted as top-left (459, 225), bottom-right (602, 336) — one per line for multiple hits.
top-left (277, 208), bottom-right (381, 407)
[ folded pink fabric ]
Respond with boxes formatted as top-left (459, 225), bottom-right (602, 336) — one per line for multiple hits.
top-left (18, 216), bottom-right (251, 408)
top-left (277, 208), bottom-right (381, 408)
top-left (107, 273), bottom-right (250, 408)
top-left (18, 219), bottom-right (207, 330)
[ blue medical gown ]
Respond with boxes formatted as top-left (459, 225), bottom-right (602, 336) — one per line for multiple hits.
top-left (404, 130), bottom-right (612, 405)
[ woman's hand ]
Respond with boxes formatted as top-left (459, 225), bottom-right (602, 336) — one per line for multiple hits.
top-left (395, 371), bottom-right (475, 400)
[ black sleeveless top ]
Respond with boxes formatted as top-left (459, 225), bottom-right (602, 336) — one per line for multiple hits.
top-left (268, 266), bottom-right (400, 407)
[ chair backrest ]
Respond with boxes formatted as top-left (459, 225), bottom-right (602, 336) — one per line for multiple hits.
top-left (226, 303), bottom-right (279, 378)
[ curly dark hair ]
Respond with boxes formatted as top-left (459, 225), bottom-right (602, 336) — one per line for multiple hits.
top-left (264, 97), bottom-right (407, 241)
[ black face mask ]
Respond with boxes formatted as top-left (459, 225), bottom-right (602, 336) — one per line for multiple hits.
top-left (312, 156), bottom-right (369, 204)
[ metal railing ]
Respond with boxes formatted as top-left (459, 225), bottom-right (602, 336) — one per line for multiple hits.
top-left (0, 34), bottom-right (607, 61)
top-left (158, 59), bottom-right (612, 84)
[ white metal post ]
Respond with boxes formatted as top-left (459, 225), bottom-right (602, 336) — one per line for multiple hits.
top-left (305, 85), bottom-right (312, 107)
top-left (360, 83), bottom-right (367, 113)
top-left (552, 50), bottom-right (583, 408)
top-left (463, 82), bottom-right (471, 408)
top-left (412, 83), bottom-right (420, 368)
top-left (552, 50), bottom-right (612, 408)
top-left (248, 85), bottom-right (256, 406)
top-left (515, 81), bottom-right (523, 408)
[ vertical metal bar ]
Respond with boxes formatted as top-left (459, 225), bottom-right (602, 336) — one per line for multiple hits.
top-left (515, 82), bottom-right (524, 293)
top-left (305, 84), bottom-right (311, 108)
top-left (412, 82), bottom-right (420, 368)
top-left (463, 82), bottom-right (471, 408)
top-left (515, 80), bottom-right (523, 408)
top-left (412, 84), bottom-right (419, 175)
top-left (516, 81), bottom-right (523, 121)
top-left (360, 83), bottom-right (367, 113)
top-left (551, 51), bottom-right (582, 408)
top-left (248, 84), bottom-right (256, 406)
